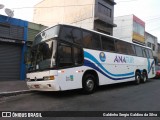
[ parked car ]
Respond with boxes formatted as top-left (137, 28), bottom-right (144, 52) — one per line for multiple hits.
top-left (155, 65), bottom-right (160, 78)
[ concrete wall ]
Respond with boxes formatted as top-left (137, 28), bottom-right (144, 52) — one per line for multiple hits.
top-left (94, 0), bottom-right (114, 25)
top-left (113, 15), bottom-right (133, 42)
top-left (27, 22), bottom-right (47, 42)
top-left (158, 43), bottom-right (160, 63)
top-left (33, 0), bottom-right (94, 29)
top-left (145, 32), bottom-right (158, 63)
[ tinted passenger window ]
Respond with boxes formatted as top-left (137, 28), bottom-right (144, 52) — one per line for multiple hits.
top-left (145, 49), bottom-right (150, 58)
top-left (101, 36), bottom-right (115, 52)
top-left (92, 33), bottom-right (101, 49)
top-left (135, 46), bottom-right (143, 57)
top-left (142, 48), bottom-right (147, 58)
top-left (115, 40), bottom-right (128, 54)
top-left (60, 27), bottom-right (82, 43)
top-left (59, 44), bottom-right (73, 67)
top-left (72, 28), bottom-right (82, 44)
top-left (82, 31), bottom-right (101, 49)
top-left (82, 31), bottom-right (92, 48)
top-left (127, 44), bottom-right (136, 55)
top-left (148, 49), bottom-right (153, 59)
top-left (74, 47), bottom-right (83, 65)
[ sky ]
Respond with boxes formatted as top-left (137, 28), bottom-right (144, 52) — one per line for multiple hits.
top-left (0, 0), bottom-right (160, 42)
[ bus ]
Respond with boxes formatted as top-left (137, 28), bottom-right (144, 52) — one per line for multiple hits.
top-left (26, 24), bottom-right (155, 94)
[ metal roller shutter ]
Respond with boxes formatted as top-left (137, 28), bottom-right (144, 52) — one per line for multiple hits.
top-left (0, 42), bottom-right (21, 81)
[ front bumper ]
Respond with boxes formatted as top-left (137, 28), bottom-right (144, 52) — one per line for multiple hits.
top-left (27, 80), bottom-right (61, 91)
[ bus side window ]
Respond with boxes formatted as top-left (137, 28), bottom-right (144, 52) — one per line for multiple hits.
top-left (82, 31), bottom-right (92, 48)
top-left (92, 33), bottom-right (101, 50)
top-left (145, 49), bottom-right (149, 58)
top-left (115, 40), bottom-right (128, 54)
top-left (60, 27), bottom-right (74, 43)
top-left (148, 49), bottom-right (154, 59)
top-left (127, 44), bottom-right (136, 55)
top-left (58, 44), bottom-right (73, 67)
top-left (74, 47), bottom-right (83, 66)
top-left (135, 46), bottom-right (143, 57)
top-left (142, 48), bottom-right (147, 58)
top-left (101, 36), bottom-right (115, 52)
top-left (72, 28), bottom-right (82, 44)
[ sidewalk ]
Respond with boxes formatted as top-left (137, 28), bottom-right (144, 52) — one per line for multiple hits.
top-left (0, 80), bottom-right (32, 98)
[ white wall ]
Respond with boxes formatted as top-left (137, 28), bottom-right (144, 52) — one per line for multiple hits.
top-left (145, 32), bottom-right (158, 58)
top-left (33, 0), bottom-right (94, 30)
top-left (113, 15), bottom-right (133, 42)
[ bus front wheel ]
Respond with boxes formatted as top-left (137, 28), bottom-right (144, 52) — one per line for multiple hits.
top-left (82, 74), bottom-right (96, 94)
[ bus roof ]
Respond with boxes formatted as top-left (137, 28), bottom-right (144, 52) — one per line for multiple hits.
top-left (36, 23), bottom-right (151, 50)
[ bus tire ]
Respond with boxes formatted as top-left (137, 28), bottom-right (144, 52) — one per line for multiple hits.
top-left (141, 71), bottom-right (148, 83)
top-left (135, 72), bottom-right (141, 85)
top-left (82, 74), bottom-right (96, 94)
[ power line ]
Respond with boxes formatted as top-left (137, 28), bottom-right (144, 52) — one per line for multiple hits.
top-left (12, 4), bottom-right (96, 9)
top-left (148, 26), bottom-right (160, 31)
top-left (116, 0), bottom-right (138, 3)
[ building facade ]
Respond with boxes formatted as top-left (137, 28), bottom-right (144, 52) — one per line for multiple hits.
top-left (157, 43), bottom-right (160, 63)
top-left (33, 0), bottom-right (116, 35)
top-left (0, 15), bottom-right (28, 81)
top-left (145, 32), bottom-right (158, 64)
top-left (27, 22), bottom-right (47, 46)
top-left (113, 14), bottom-right (145, 45)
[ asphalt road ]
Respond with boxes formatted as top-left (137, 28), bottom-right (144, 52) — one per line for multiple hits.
top-left (1, 79), bottom-right (160, 120)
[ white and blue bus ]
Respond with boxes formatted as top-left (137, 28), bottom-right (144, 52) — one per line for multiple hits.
top-left (26, 24), bottom-right (155, 94)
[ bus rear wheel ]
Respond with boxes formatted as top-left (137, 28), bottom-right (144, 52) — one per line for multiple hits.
top-left (82, 74), bottom-right (96, 94)
top-left (135, 72), bottom-right (141, 85)
top-left (141, 71), bottom-right (148, 83)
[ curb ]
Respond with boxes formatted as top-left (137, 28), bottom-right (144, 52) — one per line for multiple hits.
top-left (0, 90), bottom-right (33, 98)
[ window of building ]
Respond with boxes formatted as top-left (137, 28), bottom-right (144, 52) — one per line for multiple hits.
top-left (152, 44), bottom-right (155, 51)
top-left (101, 36), bottom-right (115, 52)
top-left (0, 24), bottom-right (10, 37)
top-left (147, 42), bottom-right (151, 48)
top-left (133, 21), bottom-right (144, 36)
top-left (98, 3), bottom-right (111, 17)
top-left (135, 45), bottom-right (143, 57)
top-left (115, 40), bottom-right (128, 54)
top-left (74, 47), bottom-right (83, 65)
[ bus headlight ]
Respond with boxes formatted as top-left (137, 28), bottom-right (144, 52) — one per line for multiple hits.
top-left (43, 76), bottom-right (55, 80)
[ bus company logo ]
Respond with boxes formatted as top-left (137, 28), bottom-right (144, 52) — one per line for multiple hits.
top-left (99, 52), bottom-right (106, 62)
top-left (41, 32), bottom-right (46, 39)
top-left (114, 55), bottom-right (134, 63)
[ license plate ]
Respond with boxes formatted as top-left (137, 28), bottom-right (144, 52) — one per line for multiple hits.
top-left (34, 85), bottom-right (40, 88)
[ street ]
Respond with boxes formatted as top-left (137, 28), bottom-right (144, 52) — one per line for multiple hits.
top-left (1, 79), bottom-right (160, 111)
top-left (1, 79), bottom-right (160, 119)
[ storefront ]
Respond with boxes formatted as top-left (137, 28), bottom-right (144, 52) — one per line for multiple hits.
top-left (0, 15), bottom-right (27, 80)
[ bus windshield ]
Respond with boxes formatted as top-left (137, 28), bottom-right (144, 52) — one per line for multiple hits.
top-left (27, 39), bottom-right (57, 72)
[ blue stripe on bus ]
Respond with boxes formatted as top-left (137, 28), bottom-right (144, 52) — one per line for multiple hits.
top-left (84, 51), bottom-right (134, 77)
top-left (148, 60), bottom-right (154, 74)
top-left (84, 59), bottom-right (135, 80)
top-left (147, 58), bottom-right (150, 73)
